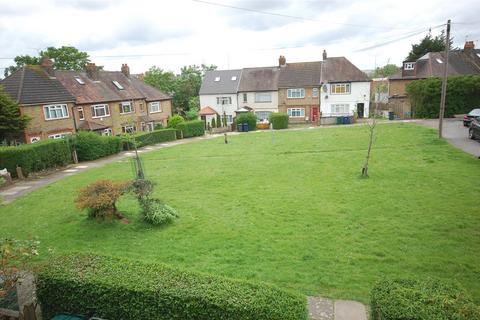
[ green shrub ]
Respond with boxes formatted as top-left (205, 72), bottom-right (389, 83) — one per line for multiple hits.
top-left (75, 131), bottom-right (122, 161)
top-left (176, 120), bottom-right (205, 138)
top-left (121, 129), bottom-right (176, 150)
top-left (0, 139), bottom-right (71, 178)
top-left (140, 198), bottom-right (178, 225)
top-left (407, 75), bottom-right (480, 118)
top-left (37, 254), bottom-right (307, 320)
top-left (167, 115), bottom-right (185, 128)
top-left (154, 123), bottom-right (164, 130)
top-left (216, 114), bottom-right (222, 128)
top-left (269, 112), bottom-right (289, 129)
top-left (211, 117), bottom-right (216, 128)
top-left (370, 279), bottom-right (480, 320)
top-left (236, 112), bottom-right (257, 131)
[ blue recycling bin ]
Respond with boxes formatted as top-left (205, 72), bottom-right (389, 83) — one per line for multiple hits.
top-left (342, 116), bottom-right (350, 124)
top-left (243, 123), bottom-right (249, 132)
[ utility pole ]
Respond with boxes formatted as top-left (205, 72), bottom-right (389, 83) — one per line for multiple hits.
top-left (438, 19), bottom-right (451, 138)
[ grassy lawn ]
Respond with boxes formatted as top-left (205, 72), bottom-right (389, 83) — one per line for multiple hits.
top-left (1, 123), bottom-right (479, 303)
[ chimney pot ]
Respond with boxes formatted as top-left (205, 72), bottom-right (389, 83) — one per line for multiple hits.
top-left (279, 55), bottom-right (286, 67)
top-left (121, 63), bottom-right (130, 77)
top-left (86, 62), bottom-right (99, 81)
top-left (464, 41), bottom-right (475, 50)
top-left (41, 56), bottom-right (55, 77)
top-left (323, 50), bottom-right (327, 60)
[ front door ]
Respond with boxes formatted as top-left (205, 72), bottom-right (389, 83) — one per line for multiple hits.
top-left (311, 107), bottom-right (319, 122)
top-left (357, 103), bottom-right (364, 118)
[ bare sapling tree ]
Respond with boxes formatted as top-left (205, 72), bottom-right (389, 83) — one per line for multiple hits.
top-left (361, 78), bottom-right (387, 177)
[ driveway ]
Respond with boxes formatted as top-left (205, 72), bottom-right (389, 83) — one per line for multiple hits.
top-left (418, 118), bottom-right (480, 157)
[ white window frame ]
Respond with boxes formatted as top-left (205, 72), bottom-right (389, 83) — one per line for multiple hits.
top-left (91, 104), bottom-right (110, 118)
top-left (44, 104), bottom-right (69, 120)
top-left (330, 83), bottom-right (351, 95)
top-left (243, 93), bottom-right (247, 103)
top-left (112, 80), bottom-right (124, 90)
top-left (287, 88), bottom-right (305, 99)
top-left (216, 97), bottom-right (232, 106)
top-left (74, 77), bottom-right (85, 85)
top-left (120, 101), bottom-right (134, 114)
top-left (147, 122), bottom-right (155, 131)
top-left (77, 107), bottom-right (85, 120)
top-left (404, 62), bottom-right (415, 70)
top-left (330, 104), bottom-right (350, 115)
top-left (48, 132), bottom-right (70, 139)
top-left (227, 115), bottom-right (233, 123)
top-left (102, 128), bottom-right (112, 136)
top-left (312, 87), bottom-right (319, 97)
top-left (254, 92), bottom-right (272, 103)
top-left (149, 101), bottom-right (161, 113)
top-left (287, 108), bottom-right (305, 117)
top-left (255, 111), bottom-right (272, 121)
top-left (122, 125), bottom-right (136, 134)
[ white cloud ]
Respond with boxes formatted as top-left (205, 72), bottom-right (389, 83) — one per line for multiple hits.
top-left (0, 0), bottom-right (479, 76)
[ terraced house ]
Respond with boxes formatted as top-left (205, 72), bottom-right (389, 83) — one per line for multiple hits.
top-left (0, 58), bottom-right (172, 143)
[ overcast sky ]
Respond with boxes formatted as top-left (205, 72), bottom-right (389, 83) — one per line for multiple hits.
top-left (0, 0), bottom-right (479, 76)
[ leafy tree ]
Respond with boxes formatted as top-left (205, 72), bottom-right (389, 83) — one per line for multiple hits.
top-left (373, 64), bottom-right (399, 78)
top-left (216, 114), bottom-right (222, 128)
top-left (4, 46), bottom-right (90, 77)
top-left (0, 86), bottom-right (30, 143)
top-left (143, 66), bottom-right (176, 94)
top-left (167, 115), bottom-right (185, 128)
top-left (406, 31), bottom-right (452, 61)
top-left (211, 117), bottom-right (216, 128)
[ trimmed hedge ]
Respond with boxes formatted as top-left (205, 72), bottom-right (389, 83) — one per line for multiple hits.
top-left (36, 254), bottom-right (307, 320)
top-left (269, 112), bottom-right (289, 129)
top-left (75, 131), bottom-right (122, 161)
top-left (371, 279), bottom-right (480, 320)
top-left (236, 112), bottom-right (257, 131)
top-left (122, 129), bottom-right (177, 150)
top-left (0, 139), bottom-right (71, 178)
top-left (176, 120), bottom-right (205, 138)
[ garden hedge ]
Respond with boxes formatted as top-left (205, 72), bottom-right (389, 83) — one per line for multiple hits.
top-left (75, 131), bottom-right (122, 161)
top-left (370, 279), bottom-right (480, 320)
top-left (36, 254), bottom-right (307, 320)
top-left (122, 129), bottom-right (177, 150)
top-left (269, 112), bottom-right (289, 129)
top-left (236, 112), bottom-right (257, 131)
top-left (176, 120), bottom-right (205, 138)
top-left (0, 139), bottom-right (71, 178)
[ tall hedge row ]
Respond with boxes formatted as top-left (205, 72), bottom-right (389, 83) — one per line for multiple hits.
top-left (176, 120), bottom-right (205, 138)
top-left (122, 129), bottom-right (177, 150)
top-left (371, 279), bottom-right (480, 320)
top-left (269, 112), bottom-right (289, 129)
top-left (406, 75), bottom-right (480, 118)
top-left (36, 254), bottom-right (307, 320)
top-left (75, 131), bottom-right (122, 161)
top-left (0, 139), bottom-right (71, 178)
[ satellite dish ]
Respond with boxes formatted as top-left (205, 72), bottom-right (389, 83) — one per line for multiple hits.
top-left (322, 84), bottom-right (328, 92)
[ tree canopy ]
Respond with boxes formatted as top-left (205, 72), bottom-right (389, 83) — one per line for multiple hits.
top-left (144, 64), bottom-right (216, 114)
top-left (406, 32), bottom-right (451, 61)
top-left (372, 64), bottom-right (399, 78)
top-left (4, 46), bottom-right (90, 77)
top-left (0, 86), bottom-right (30, 143)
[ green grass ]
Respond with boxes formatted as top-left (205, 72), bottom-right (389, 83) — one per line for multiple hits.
top-left (1, 123), bottom-right (479, 303)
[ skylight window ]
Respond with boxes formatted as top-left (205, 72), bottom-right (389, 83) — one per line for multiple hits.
top-left (74, 77), bottom-right (85, 85)
top-left (231, 76), bottom-right (237, 81)
top-left (436, 58), bottom-right (443, 64)
top-left (214, 76), bottom-right (220, 82)
top-left (112, 80), bottom-right (124, 90)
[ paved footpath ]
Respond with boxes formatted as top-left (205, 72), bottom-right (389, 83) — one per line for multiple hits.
top-left (308, 296), bottom-right (368, 320)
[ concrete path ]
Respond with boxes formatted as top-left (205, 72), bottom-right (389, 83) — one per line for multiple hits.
top-left (308, 296), bottom-right (368, 320)
top-left (0, 133), bottom-right (238, 204)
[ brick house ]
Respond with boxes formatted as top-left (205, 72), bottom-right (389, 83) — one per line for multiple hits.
top-left (0, 58), bottom-right (172, 143)
top-left (388, 41), bottom-right (480, 118)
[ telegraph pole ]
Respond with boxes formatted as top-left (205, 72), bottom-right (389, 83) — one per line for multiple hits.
top-left (438, 19), bottom-right (451, 138)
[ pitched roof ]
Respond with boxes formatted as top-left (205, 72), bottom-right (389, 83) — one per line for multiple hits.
top-left (322, 57), bottom-right (370, 82)
top-left (199, 69), bottom-right (242, 95)
top-left (130, 76), bottom-right (171, 102)
top-left (0, 66), bottom-right (75, 105)
top-left (79, 120), bottom-right (109, 131)
top-left (278, 61), bottom-right (322, 88)
top-left (199, 106), bottom-right (218, 115)
top-left (238, 67), bottom-right (280, 92)
top-left (389, 49), bottom-right (480, 80)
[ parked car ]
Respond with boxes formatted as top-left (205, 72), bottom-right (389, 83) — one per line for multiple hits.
top-left (463, 108), bottom-right (480, 127)
top-left (468, 116), bottom-right (480, 140)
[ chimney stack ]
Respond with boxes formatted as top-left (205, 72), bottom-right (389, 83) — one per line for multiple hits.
top-left (41, 56), bottom-right (55, 77)
top-left (121, 63), bottom-right (130, 77)
top-left (279, 55), bottom-right (286, 67)
top-left (322, 50), bottom-right (327, 61)
top-left (464, 41), bottom-right (475, 51)
top-left (85, 62), bottom-right (98, 81)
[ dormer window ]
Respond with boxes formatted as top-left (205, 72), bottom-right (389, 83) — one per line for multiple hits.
top-left (214, 76), bottom-right (220, 82)
top-left (112, 80), bottom-right (124, 90)
top-left (404, 62), bottom-right (415, 70)
top-left (74, 77), bottom-right (85, 85)
top-left (231, 76), bottom-right (237, 81)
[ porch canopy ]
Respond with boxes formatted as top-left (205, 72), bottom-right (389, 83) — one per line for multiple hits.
top-left (199, 106), bottom-right (218, 116)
